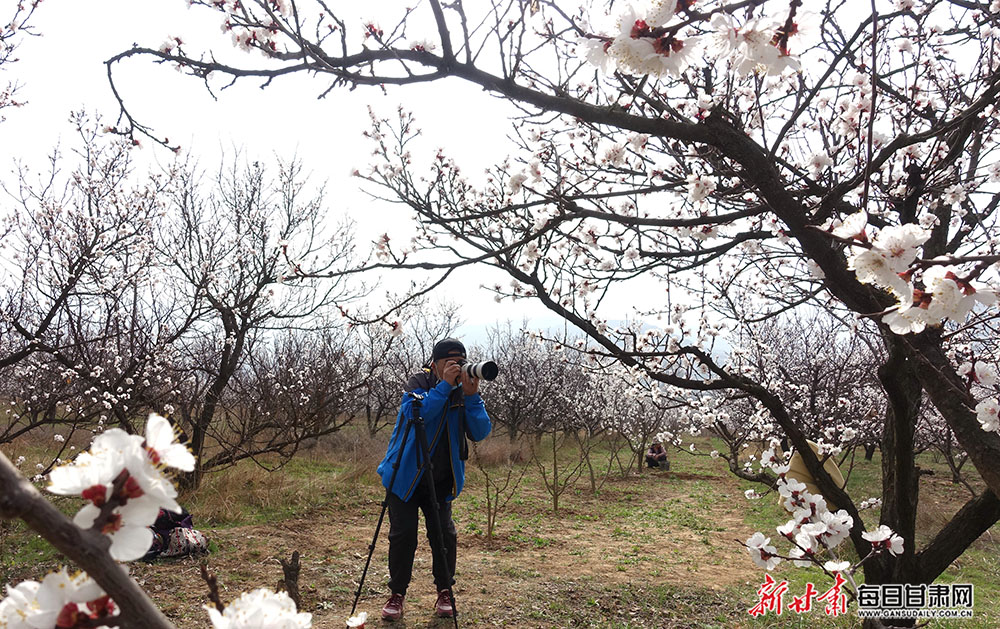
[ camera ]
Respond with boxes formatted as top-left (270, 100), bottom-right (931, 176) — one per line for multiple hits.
top-left (459, 360), bottom-right (499, 381)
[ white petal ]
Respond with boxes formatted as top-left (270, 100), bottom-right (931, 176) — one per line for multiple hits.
top-left (48, 452), bottom-right (117, 496)
top-left (35, 569), bottom-right (73, 612)
top-left (73, 503), bottom-right (101, 529)
top-left (92, 429), bottom-right (143, 456)
top-left (68, 574), bottom-right (104, 604)
top-left (145, 413), bottom-right (196, 472)
top-left (206, 607), bottom-right (230, 629)
top-left (121, 494), bottom-right (164, 527)
top-left (108, 526), bottom-right (154, 562)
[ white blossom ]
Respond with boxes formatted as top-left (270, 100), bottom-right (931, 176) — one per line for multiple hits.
top-left (686, 174), bottom-right (717, 203)
top-left (832, 211), bottom-right (867, 240)
top-left (746, 532), bottom-right (781, 570)
top-left (976, 363), bottom-right (998, 387)
top-left (806, 151), bottom-right (833, 177)
top-left (988, 162), bottom-right (1000, 183)
top-left (942, 184), bottom-right (967, 207)
top-left (627, 134), bottom-right (648, 152)
top-left (508, 173), bottom-right (528, 195)
top-left (0, 568), bottom-right (108, 629)
top-left (144, 413), bottom-right (195, 471)
top-left (206, 589), bottom-right (312, 629)
top-left (389, 321), bottom-right (404, 338)
top-left (862, 525), bottom-right (905, 556)
top-left (976, 398), bottom-right (1000, 433)
top-left (346, 611), bottom-right (367, 627)
top-left (577, 37), bottom-right (615, 74)
top-left (603, 143), bottom-right (628, 166)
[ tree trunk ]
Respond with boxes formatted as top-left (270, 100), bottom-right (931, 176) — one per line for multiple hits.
top-left (181, 309), bottom-right (246, 489)
top-left (551, 434), bottom-right (559, 514)
top-left (864, 443), bottom-right (877, 461)
top-left (508, 426), bottom-right (519, 443)
top-left (877, 338), bottom-right (921, 559)
top-left (865, 337), bottom-right (924, 628)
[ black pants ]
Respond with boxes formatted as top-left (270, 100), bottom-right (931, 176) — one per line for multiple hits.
top-left (387, 477), bottom-right (457, 595)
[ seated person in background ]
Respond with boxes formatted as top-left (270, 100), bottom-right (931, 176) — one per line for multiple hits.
top-left (645, 441), bottom-right (668, 468)
top-left (142, 507), bottom-right (209, 561)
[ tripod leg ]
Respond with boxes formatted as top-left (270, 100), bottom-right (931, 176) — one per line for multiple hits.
top-left (350, 418), bottom-right (415, 616)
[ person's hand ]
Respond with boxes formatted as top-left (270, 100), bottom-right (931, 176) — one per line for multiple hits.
top-left (462, 375), bottom-right (480, 396)
top-left (440, 360), bottom-right (462, 387)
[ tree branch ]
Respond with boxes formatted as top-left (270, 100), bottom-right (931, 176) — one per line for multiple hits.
top-left (0, 452), bottom-right (176, 629)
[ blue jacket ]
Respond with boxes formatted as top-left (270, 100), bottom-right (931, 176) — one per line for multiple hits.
top-left (377, 373), bottom-right (492, 501)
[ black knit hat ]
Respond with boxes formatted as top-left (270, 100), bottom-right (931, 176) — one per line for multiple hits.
top-left (431, 338), bottom-right (467, 362)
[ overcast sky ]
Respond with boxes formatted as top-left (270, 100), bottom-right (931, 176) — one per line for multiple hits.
top-left (1, 0), bottom-right (661, 343)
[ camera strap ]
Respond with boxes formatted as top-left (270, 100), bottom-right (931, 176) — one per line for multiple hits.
top-left (441, 387), bottom-right (468, 461)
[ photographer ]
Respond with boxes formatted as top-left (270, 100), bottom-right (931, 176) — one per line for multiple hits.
top-left (377, 338), bottom-right (492, 621)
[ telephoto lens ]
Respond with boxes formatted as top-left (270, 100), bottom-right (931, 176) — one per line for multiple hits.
top-left (460, 360), bottom-right (499, 381)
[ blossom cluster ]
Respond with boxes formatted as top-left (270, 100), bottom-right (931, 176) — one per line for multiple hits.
top-left (957, 361), bottom-right (1000, 433)
top-left (858, 497), bottom-right (882, 511)
top-left (578, 2), bottom-right (811, 78)
top-left (0, 568), bottom-right (115, 629)
top-left (205, 589), bottom-right (312, 629)
top-left (861, 525), bottom-right (905, 556)
top-left (745, 443), bottom-right (903, 576)
top-left (46, 413), bottom-right (195, 561)
top-left (975, 398), bottom-right (1000, 433)
top-left (745, 446), bottom-right (856, 571)
top-left (213, 0), bottom-right (286, 54)
top-left (832, 212), bottom-right (1000, 435)
top-left (1, 414), bottom-right (321, 629)
top-left (834, 212), bottom-right (996, 335)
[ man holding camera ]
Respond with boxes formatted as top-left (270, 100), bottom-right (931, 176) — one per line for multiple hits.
top-left (377, 338), bottom-right (492, 621)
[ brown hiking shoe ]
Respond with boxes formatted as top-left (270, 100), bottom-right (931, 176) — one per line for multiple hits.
top-left (435, 589), bottom-right (454, 618)
top-left (381, 592), bottom-right (404, 621)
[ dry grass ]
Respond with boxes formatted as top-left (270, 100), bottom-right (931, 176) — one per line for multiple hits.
top-left (181, 442), bottom-right (385, 528)
top-left (184, 464), bottom-right (300, 526)
top-left (121, 449), bottom-right (772, 628)
top-left (313, 428), bottom-right (387, 463)
top-left (470, 434), bottom-right (531, 466)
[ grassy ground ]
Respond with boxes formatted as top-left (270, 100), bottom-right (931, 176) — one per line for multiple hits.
top-left (2, 431), bottom-right (999, 628)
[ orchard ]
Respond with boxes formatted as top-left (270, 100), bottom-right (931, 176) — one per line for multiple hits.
top-left (3, 0), bottom-right (1000, 627)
